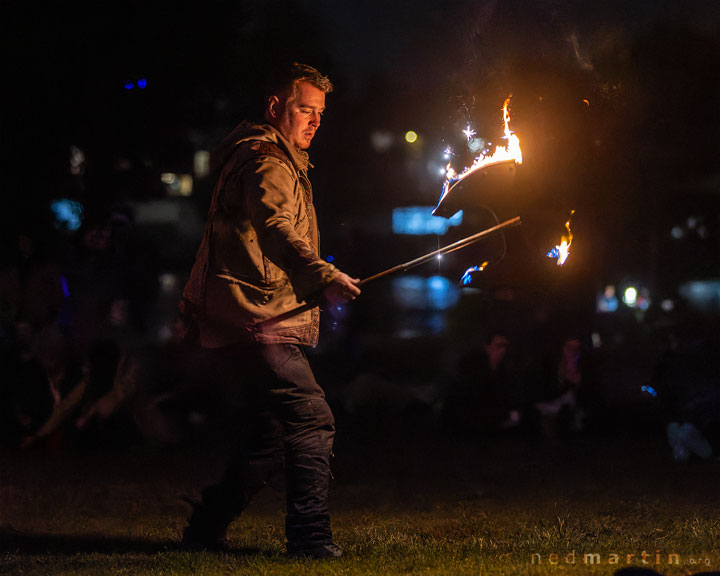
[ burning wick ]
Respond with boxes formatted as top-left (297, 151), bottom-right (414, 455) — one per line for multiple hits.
top-left (546, 210), bottom-right (575, 266)
top-left (461, 261), bottom-right (489, 285)
top-left (437, 96), bottom-right (523, 209)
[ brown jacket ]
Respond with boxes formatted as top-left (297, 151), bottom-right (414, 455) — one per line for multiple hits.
top-left (181, 121), bottom-right (338, 347)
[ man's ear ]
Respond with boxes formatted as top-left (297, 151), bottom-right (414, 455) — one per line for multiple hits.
top-left (266, 96), bottom-right (280, 120)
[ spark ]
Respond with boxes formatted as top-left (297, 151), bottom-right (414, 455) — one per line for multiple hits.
top-left (435, 97), bottom-right (523, 213)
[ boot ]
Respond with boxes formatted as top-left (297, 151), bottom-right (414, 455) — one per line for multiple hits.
top-left (180, 487), bottom-right (236, 551)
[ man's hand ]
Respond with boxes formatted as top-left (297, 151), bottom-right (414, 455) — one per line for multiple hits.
top-left (322, 272), bottom-right (361, 306)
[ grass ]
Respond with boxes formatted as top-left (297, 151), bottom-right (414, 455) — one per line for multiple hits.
top-left (1, 429), bottom-right (719, 575)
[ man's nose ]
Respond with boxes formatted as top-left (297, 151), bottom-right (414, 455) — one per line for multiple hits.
top-left (310, 111), bottom-right (321, 126)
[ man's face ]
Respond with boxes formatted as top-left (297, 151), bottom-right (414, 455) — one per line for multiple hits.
top-left (267, 80), bottom-right (326, 150)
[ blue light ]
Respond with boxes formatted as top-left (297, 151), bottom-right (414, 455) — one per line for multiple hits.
top-left (60, 275), bottom-right (70, 298)
top-left (392, 275), bottom-right (460, 310)
top-left (50, 199), bottom-right (84, 232)
top-left (392, 207), bottom-right (463, 235)
top-left (137, 78), bottom-right (147, 89)
top-left (326, 255), bottom-right (335, 263)
top-left (427, 275), bottom-right (460, 309)
top-left (678, 280), bottom-right (720, 312)
top-left (641, 385), bottom-right (658, 398)
top-left (461, 266), bottom-right (480, 285)
top-left (546, 247), bottom-right (560, 260)
top-left (124, 82), bottom-right (134, 90)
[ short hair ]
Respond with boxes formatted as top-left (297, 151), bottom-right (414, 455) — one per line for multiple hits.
top-left (263, 62), bottom-right (333, 104)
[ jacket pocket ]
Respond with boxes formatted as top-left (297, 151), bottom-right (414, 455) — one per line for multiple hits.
top-left (215, 271), bottom-right (287, 306)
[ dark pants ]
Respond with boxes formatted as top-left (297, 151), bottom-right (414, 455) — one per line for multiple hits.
top-left (192, 342), bottom-right (335, 549)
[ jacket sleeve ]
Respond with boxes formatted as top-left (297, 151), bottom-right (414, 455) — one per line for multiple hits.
top-left (238, 155), bottom-right (338, 301)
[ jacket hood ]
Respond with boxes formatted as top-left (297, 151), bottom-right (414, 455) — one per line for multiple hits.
top-left (210, 120), bottom-right (310, 177)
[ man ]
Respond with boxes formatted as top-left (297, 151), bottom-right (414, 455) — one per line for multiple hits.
top-left (179, 62), bottom-right (360, 558)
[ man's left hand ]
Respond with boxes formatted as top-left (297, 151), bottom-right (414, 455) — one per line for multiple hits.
top-left (322, 272), bottom-right (361, 306)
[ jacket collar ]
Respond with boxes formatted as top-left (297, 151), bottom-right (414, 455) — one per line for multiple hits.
top-left (266, 123), bottom-right (312, 172)
top-left (210, 120), bottom-right (312, 176)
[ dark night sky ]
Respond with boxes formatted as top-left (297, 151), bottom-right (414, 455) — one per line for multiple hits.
top-left (2, 0), bottom-right (719, 292)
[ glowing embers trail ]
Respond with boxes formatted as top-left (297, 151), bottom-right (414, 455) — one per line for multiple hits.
top-left (437, 97), bottom-right (523, 209)
top-left (546, 210), bottom-right (575, 266)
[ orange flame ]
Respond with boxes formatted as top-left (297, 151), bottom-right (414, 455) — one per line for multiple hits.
top-left (437, 96), bottom-right (523, 208)
top-left (551, 211), bottom-right (575, 266)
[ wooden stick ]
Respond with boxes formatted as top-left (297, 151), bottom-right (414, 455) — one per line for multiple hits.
top-left (256, 216), bottom-right (522, 329)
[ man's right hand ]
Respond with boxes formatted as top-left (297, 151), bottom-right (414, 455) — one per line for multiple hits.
top-left (322, 272), bottom-right (361, 306)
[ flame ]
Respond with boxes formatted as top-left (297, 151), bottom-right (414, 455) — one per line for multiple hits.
top-left (460, 261), bottom-right (490, 285)
top-left (436, 96), bottom-right (523, 209)
top-left (547, 210), bottom-right (575, 266)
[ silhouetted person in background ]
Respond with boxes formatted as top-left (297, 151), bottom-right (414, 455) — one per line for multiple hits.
top-left (529, 334), bottom-right (598, 438)
top-left (0, 225), bottom-right (65, 447)
top-left (445, 330), bottom-right (521, 436)
top-left (650, 325), bottom-right (720, 461)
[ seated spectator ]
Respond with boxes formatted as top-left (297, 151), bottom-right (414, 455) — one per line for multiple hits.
top-left (0, 225), bottom-right (68, 447)
top-left (445, 330), bottom-right (522, 436)
top-left (529, 334), bottom-right (596, 438)
top-left (650, 325), bottom-right (720, 461)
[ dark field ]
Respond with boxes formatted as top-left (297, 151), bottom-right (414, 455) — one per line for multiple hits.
top-left (2, 422), bottom-right (719, 576)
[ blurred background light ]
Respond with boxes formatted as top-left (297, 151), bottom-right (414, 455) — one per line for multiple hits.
top-left (392, 207), bottom-right (462, 235)
top-left (161, 173), bottom-right (193, 196)
top-left (370, 131), bottom-right (393, 153)
top-left (50, 199), bottom-right (84, 232)
top-left (392, 275), bottom-right (460, 310)
top-left (193, 150), bottom-right (210, 178)
top-left (596, 285), bottom-right (619, 312)
top-left (467, 137), bottom-right (485, 153)
top-left (641, 385), bottom-right (658, 398)
top-left (623, 286), bottom-right (638, 306)
top-left (69, 145), bottom-right (85, 175)
top-left (678, 280), bottom-right (720, 312)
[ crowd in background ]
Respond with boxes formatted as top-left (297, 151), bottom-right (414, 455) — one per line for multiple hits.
top-left (2, 207), bottom-right (719, 464)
